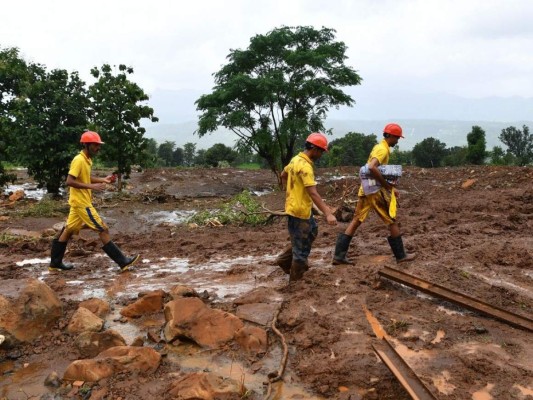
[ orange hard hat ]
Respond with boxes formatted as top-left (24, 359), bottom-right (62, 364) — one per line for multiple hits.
top-left (80, 131), bottom-right (104, 144)
top-left (383, 123), bottom-right (403, 138)
top-left (306, 132), bottom-right (328, 151)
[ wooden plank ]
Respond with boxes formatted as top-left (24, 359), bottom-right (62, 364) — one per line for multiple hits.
top-left (379, 266), bottom-right (533, 332)
top-left (372, 338), bottom-right (438, 400)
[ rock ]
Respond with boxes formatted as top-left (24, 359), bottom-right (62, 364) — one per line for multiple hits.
top-left (0, 279), bottom-right (62, 343)
top-left (44, 371), bottom-right (62, 387)
top-left (461, 178), bottom-right (477, 189)
top-left (164, 297), bottom-right (244, 348)
top-left (169, 285), bottom-right (198, 299)
top-left (235, 326), bottom-right (268, 355)
top-left (41, 228), bottom-right (56, 237)
top-left (236, 303), bottom-right (279, 326)
top-left (79, 298), bottom-right (111, 319)
top-left (67, 307), bottom-right (104, 334)
top-left (75, 330), bottom-right (127, 358)
top-left (120, 290), bottom-right (165, 318)
top-left (167, 372), bottom-right (246, 399)
top-left (8, 189), bottom-right (24, 202)
top-left (63, 346), bottom-right (161, 382)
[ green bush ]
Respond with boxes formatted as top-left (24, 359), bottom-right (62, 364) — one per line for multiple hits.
top-left (188, 190), bottom-right (268, 226)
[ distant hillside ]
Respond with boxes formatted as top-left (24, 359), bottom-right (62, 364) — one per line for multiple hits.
top-left (144, 88), bottom-right (532, 150)
top-left (143, 119), bottom-right (532, 151)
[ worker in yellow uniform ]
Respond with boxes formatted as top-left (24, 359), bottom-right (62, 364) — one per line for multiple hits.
top-left (276, 132), bottom-right (337, 282)
top-left (49, 131), bottom-right (139, 272)
top-left (332, 123), bottom-right (416, 265)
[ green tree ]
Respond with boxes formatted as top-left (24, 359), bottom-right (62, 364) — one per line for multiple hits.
top-left (204, 143), bottom-right (237, 167)
top-left (389, 146), bottom-right (413, 165)
top-left (158, 140), bottom-right (175, 166)
top-left (140, 137), bottom-right (158, 168)
top-left (443, 146), bottom-right (467, 166)
top-left (196, 26), bottom-right (362, 184)
top-left (195, 149), bottom-right (206, 166)
top-left (489, 145), bottom-right (515, 165)
top-left (499, 125), bottom-right (532, 166)
top-left (465, 125), bottom-right (486, 165)
top-left (183, 142), bottom-right (196, 167)
top-left (13, 66), bottom-right (89, 194)
top-left (173, 147), bottom-right (184, 166)
top-left (89, 64), bottom-right (158, 189)
top-left (322, 132), bottom-right (376, 167)
top-left (0, 46), bottom-right (29, 187)
top-left (411, 137), bottom-right (447, 168)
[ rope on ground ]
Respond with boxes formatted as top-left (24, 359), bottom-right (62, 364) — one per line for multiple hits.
top-left (264, 303), bottom-right (289, 400)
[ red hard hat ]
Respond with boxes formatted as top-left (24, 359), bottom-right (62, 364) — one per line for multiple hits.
top-left (383, 123), bottom-right (403, 138)
top-left (80, 131), bottom-right (104, 144)
top-left (306, 132), bottom-right (328, 151)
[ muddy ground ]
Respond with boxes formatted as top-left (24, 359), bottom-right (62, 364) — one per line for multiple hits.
top-left (1, 165), bottom-right (532, 400)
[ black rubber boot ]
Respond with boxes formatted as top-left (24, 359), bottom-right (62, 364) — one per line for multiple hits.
top-left (275, 245), bottom-right (292, 274)
top-left (387, 236), bottom-right (416, 264)
top-left (289, 260), bottom-right (309, 283)
top-left (102, 241), bottom-right (140, 271)
top-left (332, 233), bottom-right (354, 265)
top-left (49, 239), bottom-right (74, 271)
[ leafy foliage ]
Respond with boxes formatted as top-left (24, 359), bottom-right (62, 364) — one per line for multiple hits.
top-left (489, 146), bottom-right (515, 165)
top-left (204, 143), bottom-right (237, 167)
top-left (89, 64), bottom-right (158, 189)
top-left (411, 137), bottom-right (447, 167)
top-left (157, 141), bottom-right (176, 166)
top-left (196, 26), bottom-right (362, 183)
top-left (0, 47), bottom-right (30, 187)
top-left (389, 147), bottom-right (413, 165)
top-left (188, 190), bottom-right (268, 226)
top-left (466, 125), bottom-right (486, 165)
top-left (12, 66), bottom-right (89, 194)
top-left (183, 142), bottom-right (196, 167)
top-left (322, 132), bottom-right (377, 167)
top-left (499, 125), bottom-right (532, 166)
top-left (443, 146), bottom-right (467, 166)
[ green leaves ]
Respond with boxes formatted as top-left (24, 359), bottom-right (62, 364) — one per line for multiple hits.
top-left (12, 66), bottom-right (89, 194)
top-left (499, 125), bottom-right (533, 166)
top-left (89, 64), bottom-right (158, 188)
top-left (196, 26), bottom-right (362, 182)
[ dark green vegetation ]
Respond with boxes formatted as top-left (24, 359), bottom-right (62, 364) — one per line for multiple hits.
top-left (195, 26), bottom-right (362, 183)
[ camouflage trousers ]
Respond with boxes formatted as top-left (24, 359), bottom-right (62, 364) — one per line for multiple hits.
top-left (287, 215), bottom-right (318, 263)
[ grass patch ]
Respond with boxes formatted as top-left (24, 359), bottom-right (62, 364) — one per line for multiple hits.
top-left (235, 163), bottom-right (262, 170)
top-left (14, 199), bottom-right (69, 218)
top-left (188, 190), bottom-right (268, 226)
top-left (385, 320), bottom-right (410, 335)
top-left (459, 270), bottom-right (470, 279)
top-left (0, 232), bottom-right (20, 244)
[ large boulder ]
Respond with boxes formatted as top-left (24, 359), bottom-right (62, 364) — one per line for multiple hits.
top-left (63, 346), bottom-right (161, 382)
top-left (164, 297), bottom-right (243, 348)
top-left (0, 279), bottom-right (62, 343)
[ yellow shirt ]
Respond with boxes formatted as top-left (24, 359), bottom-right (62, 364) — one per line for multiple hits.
top-left (67, 151), bottom-right (93, 207)
top-left (284, 152), bottom-right (316, 219)
top-left (358, 139), bottom-right (390, 197)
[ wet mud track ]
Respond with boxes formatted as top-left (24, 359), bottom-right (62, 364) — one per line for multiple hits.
top-left (1, 166), bottom-right (532, 399)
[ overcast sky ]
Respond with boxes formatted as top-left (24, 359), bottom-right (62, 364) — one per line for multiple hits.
top-left (2, 0), bottom-right (532, 121)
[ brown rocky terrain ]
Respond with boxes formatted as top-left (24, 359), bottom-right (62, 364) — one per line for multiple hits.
top-left (1, 165), bottom-right (532, 400)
